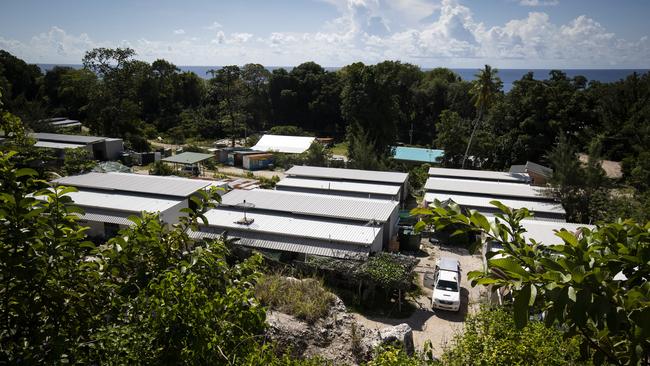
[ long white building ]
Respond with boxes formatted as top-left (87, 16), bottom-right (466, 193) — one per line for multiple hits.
top-left (219, 189), bottom-right (399, 249)
top-left (276, 177), bottom-right (402, 201)
top-left (53, 172), bottom-right (228, 238)
top-left (284, 165), bottom-right (409, 201)
top-left (190, 208), bottom-right (383, 260)
top-left (423, 168), bottom-right (565, 221)
top-left (428, 167), bottom-right (530, 184)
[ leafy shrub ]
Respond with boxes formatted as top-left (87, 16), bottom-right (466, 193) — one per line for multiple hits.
top-left (62, 147), bottom-right (97, 175)
top-left (148, 160), bottom-right (176, 176)
top-left (365, 345), bottom-right (424, 366)
top-left (255, 274), bottom-right (335, 323)
top-left (259, 175), bottom-right (280, 189)
top-left (269, 125), bottom-right (310, 136)
top-left (440, 306), bottom-right (585, 366)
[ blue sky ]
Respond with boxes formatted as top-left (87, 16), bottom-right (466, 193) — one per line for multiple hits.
top-left (1, 0), bottom-right (648, 68)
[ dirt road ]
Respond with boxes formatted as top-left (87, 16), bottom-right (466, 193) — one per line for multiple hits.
top-left (353, 241), bottom-right (486, 358)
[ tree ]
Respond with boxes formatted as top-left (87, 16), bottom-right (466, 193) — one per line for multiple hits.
top-left (300, 142), bottom-right (332, 167)
top-left (340, 62), bottom-right (399, 160)
top-left (413, 201), bottom-right (650, 365)
top-left (546, 133), bottom-right (611, 223)
top-left (462, 65), bottom-right (502, 168)
top-left (346, 129), bottom-right (388, 170)
top-left (62, 147), bottom-right (97, 175)
top-left (268, 125), bottom-right (309, 136)
top-left (440, 306), bottom-right (583, 366)
top-left (0, 151), bottom-right (97, 363)
top-left (82, 47), bottom-right (136, 77)
top-left (83, 48), bottom-right (150, 151)
top-left (207, 66), bottom-right (248, 147)
top-left (241, 63), bottom-right (271, 131)
top-left (434, 110), bottom-right (471, 167)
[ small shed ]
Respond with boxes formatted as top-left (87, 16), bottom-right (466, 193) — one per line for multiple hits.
top-left (243, 153), bottom-right (274, 170)
top-left (162, 152), bottom-right (214, 176)
top-left (227, 150), bottom-right (261, 167)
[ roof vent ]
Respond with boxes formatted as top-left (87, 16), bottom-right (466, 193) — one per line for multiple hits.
top-left (234, 199), bottom-right (255, 225)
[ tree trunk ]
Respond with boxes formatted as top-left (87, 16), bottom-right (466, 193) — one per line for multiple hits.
top-left (461, 109), bottom-right (483, 169)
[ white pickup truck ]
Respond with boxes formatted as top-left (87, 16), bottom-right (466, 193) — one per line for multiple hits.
top-left (431, 257), bottom-right (461, 312)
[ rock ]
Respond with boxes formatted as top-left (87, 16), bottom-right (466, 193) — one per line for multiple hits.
top-left (378, 323), bottom-right (415, 355)
top-left (263, 277), bottom-right (419, 365)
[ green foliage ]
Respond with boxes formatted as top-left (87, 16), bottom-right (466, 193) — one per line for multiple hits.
top-left (306, 253), bottom-right (418, 292)
top-left (0, 151), bottom-right (96, 363)
top-left (206, 65), bottom-right (249, 147)
top-left (269, 125), bottom-right (309, 136)
top-left (255, 274), bottom-right (335, 323)
top-left (434, 110), bottom-right (470, 167)
top-left (462, 65), bottom-right (503, 168)
top-left (362, 253), bottom-right (417, 290)
top-left (148, 160), bottom-right (176, 175)
top-left (365, 345), bottom-right (423, 366)
top-left (301, 142), bottom-right (332, 166)
top-left (414, 201), bottom-right (650, 365)
top-left (546, 133), bottom-right (620, 223)
top-left (408, 163), bottom-right (431, 193)
top-left (440, 306), bottom-right (585, 366)
top-left (272, 142), bottom-right (332, 169)
top-left (62, 147), bottom-right (97, 175)
top-left (0, 146), bottom-right (292, 364)
top-left (258, 174), bottom-right (281, 189)
top-left (347, 129), bottom-right (389, 170)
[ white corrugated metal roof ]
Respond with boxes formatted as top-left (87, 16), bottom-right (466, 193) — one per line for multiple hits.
top-left (251, 134), bottom-right (316, 154)
top-left (221, 189), bottom-right (398, 222)
top-left (428, 167), bottom-right (530, 183)
top-left (486, 217), bottom-right (594, 246)
top-left (424, 192), bottom-right (565, 216)
top-left (286, 165), bottom-right (408, 185)
top-left (425, 177), bottom-right (548, 200)
top-left (201, 208), bottom-right (381, 245)
top-left (64, 189), bottom-right (183, 213)
top-left (34, 141), bottom-right (88, 149)
top-left (276, 178), bottom-right (400, 197)
top-left (31, 132), bottom-right (106, 144)
top-left (188, 229), bottom-right (369, 259)
top-left (75, 210), bottom-right (134, 226)
top-left (54, 172), bottom-right (213, 197)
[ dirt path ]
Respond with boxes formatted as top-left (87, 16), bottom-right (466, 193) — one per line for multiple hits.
top-left (214, 166), bottom-right (286, 180)
top-left (353, 242), bottom-right (486, 358)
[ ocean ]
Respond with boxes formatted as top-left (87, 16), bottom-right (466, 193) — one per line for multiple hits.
top-left (37, 64), bottom-right (648, 92)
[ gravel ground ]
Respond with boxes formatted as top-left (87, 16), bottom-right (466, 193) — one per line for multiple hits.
top-left (353, 241), bottom-right (486, 358)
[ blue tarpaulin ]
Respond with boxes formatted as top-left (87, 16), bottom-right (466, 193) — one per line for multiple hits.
top-left (392, 146), bottom-right (444, 163)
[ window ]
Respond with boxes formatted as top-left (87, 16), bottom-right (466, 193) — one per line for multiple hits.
top-left (436, 279), bottom-right (458, 292)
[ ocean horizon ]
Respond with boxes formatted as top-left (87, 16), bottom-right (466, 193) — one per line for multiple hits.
top-left (37, 64), bottom-right (649, 92)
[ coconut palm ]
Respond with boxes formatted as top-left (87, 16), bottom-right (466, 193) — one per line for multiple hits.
top-left (461, 65), bottom-right (503, 168)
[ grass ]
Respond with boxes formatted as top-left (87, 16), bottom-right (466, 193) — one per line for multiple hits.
top-left (330, 142), bottom-right (349, 156)
top-left (255, 274), bottom-right (336, 323)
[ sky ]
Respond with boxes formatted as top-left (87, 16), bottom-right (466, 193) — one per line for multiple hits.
top-left (1, 0), bottom-right (649, 68)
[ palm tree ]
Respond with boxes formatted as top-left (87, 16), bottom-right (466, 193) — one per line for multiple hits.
top-left (461, 65), bottom-right (503, 168)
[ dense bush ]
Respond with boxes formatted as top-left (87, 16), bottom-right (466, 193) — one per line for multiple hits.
top-left (440, 307), bottom-right (585, 366)
top-left (255, 274), bottom-right (335, 323)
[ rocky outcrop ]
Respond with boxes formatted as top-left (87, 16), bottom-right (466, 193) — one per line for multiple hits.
top-left (379, 323), bottom-right (414, 355)
top-left (265, 289), bottom-right (415, 365)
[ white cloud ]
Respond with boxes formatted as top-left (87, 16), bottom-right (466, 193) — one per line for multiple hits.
top-left (519, 0), bottom-right (559, 6)
top-left (173, 29), bottom-right (185, 35)
top-left (0, 2), bottom-right (647, 68)
top-left (205, 21), bottom-right (223, 30)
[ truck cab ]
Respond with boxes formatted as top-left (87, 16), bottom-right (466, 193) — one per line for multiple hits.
top-left (432, 257), bottom-right (461, 312)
